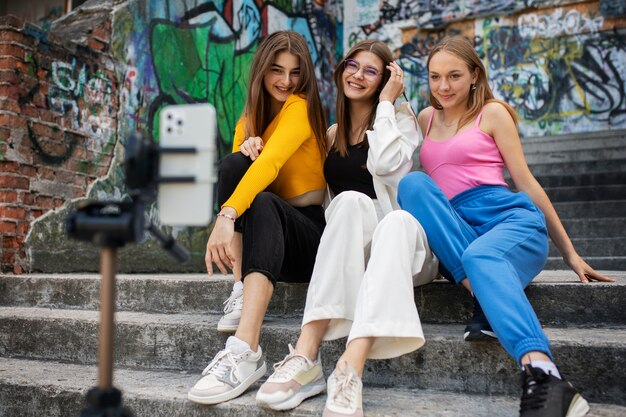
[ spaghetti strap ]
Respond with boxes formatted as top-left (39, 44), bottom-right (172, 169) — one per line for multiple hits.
top-left (426, 108), bottom-right (435, 137)
top-left (474, 108), bottom-right (485, 128)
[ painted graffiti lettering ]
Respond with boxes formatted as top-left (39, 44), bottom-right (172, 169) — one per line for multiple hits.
top-left (48, 59), bottom-right (115, 140)
top-left (518, 9), bottom-right (604, 38)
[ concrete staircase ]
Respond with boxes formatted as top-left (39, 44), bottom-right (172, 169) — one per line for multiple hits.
top-left (520, 129), bottom-right (626, 270)
top-left (1, 130), bottom-right (625, 416)
top-left (1, 272), bottom-right (625, 416)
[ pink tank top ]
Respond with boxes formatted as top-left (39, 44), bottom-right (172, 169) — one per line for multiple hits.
top-left (419, 108), bottom-right (508, 200)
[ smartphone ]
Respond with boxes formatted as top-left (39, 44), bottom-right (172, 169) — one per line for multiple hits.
top-left (158, 104), bottom-right (218, 226)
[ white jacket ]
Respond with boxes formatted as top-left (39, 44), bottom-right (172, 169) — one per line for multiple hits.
top-left (366, 100), bottom-right (422, 215)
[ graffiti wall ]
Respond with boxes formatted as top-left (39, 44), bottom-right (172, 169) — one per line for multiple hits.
top-left (112, 0), bottom-right (340, 157)
top-left (346, 0), bottom-right (626, 137)
top-left (114, 0), bottom-right (624, 145)
top-left (2, 0), bottom-right (625, 273)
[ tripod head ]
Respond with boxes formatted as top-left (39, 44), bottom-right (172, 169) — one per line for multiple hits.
top-left (65, 104), bottom-right (217, 416)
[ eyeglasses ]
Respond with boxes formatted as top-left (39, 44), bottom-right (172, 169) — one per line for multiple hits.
top-left (344, 59), bottom-right (381, 80)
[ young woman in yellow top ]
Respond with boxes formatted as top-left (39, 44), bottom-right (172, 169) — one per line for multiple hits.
top-left (188, 31), bottom-right (327, 405)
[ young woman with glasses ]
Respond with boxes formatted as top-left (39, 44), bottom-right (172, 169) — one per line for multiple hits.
top-left (254, 40), bottom-right (439, 417)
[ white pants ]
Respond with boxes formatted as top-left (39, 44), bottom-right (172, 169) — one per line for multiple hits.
top-left (302, 191), bottom-right (439, 360)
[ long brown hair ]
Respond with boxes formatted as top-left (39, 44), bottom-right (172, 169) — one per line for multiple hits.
top-left (333, 40), bottom-right (393, 157)
top-left (243, 31), bottom-right (327, 154)
top-left (427, 36), bottom-right (517, 131)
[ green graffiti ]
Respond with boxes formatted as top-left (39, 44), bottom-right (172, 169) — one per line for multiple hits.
top-left (150, 21), bottom-right (255, 155)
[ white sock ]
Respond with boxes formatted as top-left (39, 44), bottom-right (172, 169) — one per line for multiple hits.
top-left (233, 280), bottom-right (243, 293)
top-left (528, 360), bottom-right (561, 379)
top-left (226, 335), bottom-right (250, 355)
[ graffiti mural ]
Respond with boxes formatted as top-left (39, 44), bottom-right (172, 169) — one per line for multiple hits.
top-left (112, 0), bottom-right (339, 157)
top-left (477, 5), bottom-right (626, 136)
top-left (384, 2), bottom-right (626, 137)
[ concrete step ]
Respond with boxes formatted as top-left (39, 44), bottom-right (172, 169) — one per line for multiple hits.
top-left (553, 200), bottom-right (626, 219)
top-left (527, 159), bottom-right (626, 177)
top-left (2, 272), bottom-right (625, 325)
top-left (0, 307), bottom-right (624, 403)
top-left (549, 237), bottom-right (626, 257)
top-left (543, 185), bottom-right (626, 202)
top-left (2, 358), bottom-right (625, 417)
top-left (545, 257), bottom-right (626, 271)
top-left (561, 217), bottom-right (626, 238)
top-left (534, 172), bottom-right (626, 189)
top-left (523, 146), bottom-right (626, 165)
top-left (521, 130), bottom-right (626, 155)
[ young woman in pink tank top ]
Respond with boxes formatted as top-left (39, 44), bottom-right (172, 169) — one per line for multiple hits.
top-left (398, 36), bottom-right (614, 417)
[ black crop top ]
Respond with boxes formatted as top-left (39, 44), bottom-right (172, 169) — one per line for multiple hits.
top-left (323, 143), bottom-right (376, 199)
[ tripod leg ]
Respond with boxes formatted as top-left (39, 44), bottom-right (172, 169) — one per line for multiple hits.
top-left (99, 247), bottom-right (116, 389)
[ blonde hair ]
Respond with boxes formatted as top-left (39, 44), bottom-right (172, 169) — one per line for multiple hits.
top-left (427, 35), bottom-right (517, 130)
top-left (243, 31), bottom-right (327, 153)
top-left (333, 40), bottom-right (393, 157)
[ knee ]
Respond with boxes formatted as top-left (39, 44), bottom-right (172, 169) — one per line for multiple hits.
top-left (379, 210), bottom-right (415, 229)
top-left (398, 172), bottom-right (431, 206)
top-left (249, 192), bottom-right (281, 214)
top-left (219, 152), bottom-right (251, 177)
top-left (327, 191), bottom-right (376, 218)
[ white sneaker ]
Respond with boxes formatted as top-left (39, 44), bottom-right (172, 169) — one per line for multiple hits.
top-left (187, 342), bottom-right (267, 404)
top-left (256, 344), bottom-right (326, 410)
top-left (323, 361), bottom-right (363, 417)
top-left (217, 284), bottom-right (243, 332)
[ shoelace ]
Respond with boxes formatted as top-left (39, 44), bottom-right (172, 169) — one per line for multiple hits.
top-left (520, 369), bottom-right (550, 412)
top-left (201, 349), bottom-right (240, 383)
top-left (223, 289), bottom-right (243, 314)
top-left (331, 368), bottom-right (359, 408)
top-left (271, 344), bottom-right (314, 379)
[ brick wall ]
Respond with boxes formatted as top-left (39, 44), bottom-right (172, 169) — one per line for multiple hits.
top-left (0, 15), bottom-right (118, 273)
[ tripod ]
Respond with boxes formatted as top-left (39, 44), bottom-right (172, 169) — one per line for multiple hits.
top-left (67, 200), bottom-right (189, 416)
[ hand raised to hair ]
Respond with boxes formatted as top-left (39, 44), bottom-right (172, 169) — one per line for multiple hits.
top-left (379, 61), bottom-right (405, 103)
top-left (563, 252), bottom-right (615, 283)
top-left (239, 136), bottom-right (264, 161)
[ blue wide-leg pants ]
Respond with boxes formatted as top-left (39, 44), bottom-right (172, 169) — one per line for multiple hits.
top-left (398, 172), bottom-right (551, 363)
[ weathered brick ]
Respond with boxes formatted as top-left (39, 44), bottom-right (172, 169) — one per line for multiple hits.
top-left (0, 205), bottom-right (26, 219)
top-left (0, 190), bottom-right (18, 203)
top-left (2, 251), bottom-right (15, 264)
top-left (88, 38), bottom-right (106, 52)
top-left (0, 112), bottom-right (26, 129)
top-left (0, 161), bottom-right (19, 173)
top-left (20, 192), bottom-right (35, 205)
top-left (0, 220), bottom-right (16, 234)
top-left (2, 236), bottom-right (19, 249)
top-left (0, 43), bottom-right (26, 60)
top-left (0, 97), bottom-right (20, 113)
top-left (0, 56), bottom-right (20, 70)
top-left (19, 164), bottom-right (36, 176)
top-left (0, 175), bottom-right (29, 190)
top-left (37, 166), bottom-right (56, 180)
top-left (91, 26), bottom-right (110, 42)
top-left (34, 195), bottom-right (54, 209)
top-left (16, 221), bottom-right (29, 235)
top-left (0, 69), bottom-right (19, 84)
top-left (0, 16), bottom-right (25, 29)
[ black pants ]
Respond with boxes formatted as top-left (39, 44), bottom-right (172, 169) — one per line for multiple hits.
top-left (217, 152), bottom-right (325, 286)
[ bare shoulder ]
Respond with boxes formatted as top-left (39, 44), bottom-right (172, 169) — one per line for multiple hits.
top-left (417, 106), bottom-right (433, 132)
top-left (482, 101), bottom-right (513, 122)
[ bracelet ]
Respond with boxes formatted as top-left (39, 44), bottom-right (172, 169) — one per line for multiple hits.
top-left (217, 212), bottom-right (236, 222)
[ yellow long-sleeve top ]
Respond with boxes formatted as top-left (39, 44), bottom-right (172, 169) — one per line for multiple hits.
top-left (223, 94), bottom-right (326, 216)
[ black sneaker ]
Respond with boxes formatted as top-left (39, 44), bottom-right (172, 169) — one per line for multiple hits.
top-left (520, 365), bottom-right (589, 417)
top-left (463, 296), bottom-right (497, 341)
